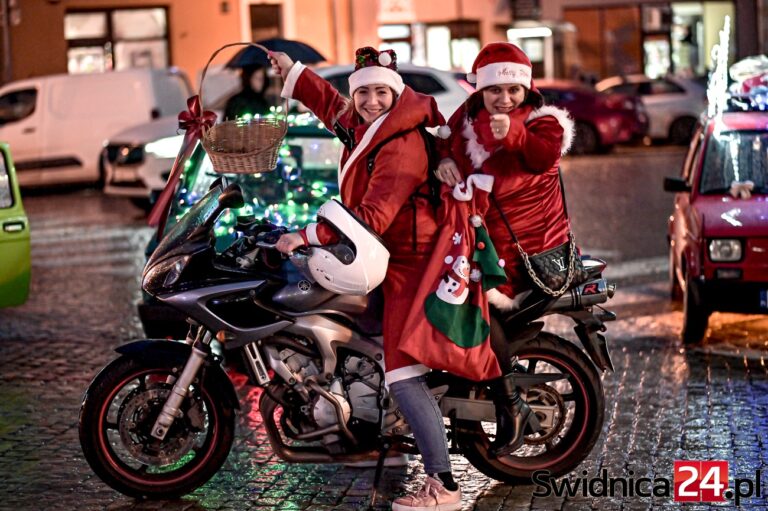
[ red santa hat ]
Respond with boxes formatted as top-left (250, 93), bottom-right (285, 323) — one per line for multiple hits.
top-left (467, 42), bottom-right (533, 91)
top-left (348, 47), bottom-right (405, 97)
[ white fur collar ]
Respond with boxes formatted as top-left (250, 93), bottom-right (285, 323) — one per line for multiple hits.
top-left (462, 117), bottom-right (491, 170)
top-left (527, 105), bottom-right (574, 154)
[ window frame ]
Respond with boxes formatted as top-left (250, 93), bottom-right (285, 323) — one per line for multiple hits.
top-left (64, 6), bottom-right (171, 72)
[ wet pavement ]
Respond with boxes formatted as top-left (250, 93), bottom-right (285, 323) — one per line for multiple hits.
top-left (1, 149), bottom-right (767, 511)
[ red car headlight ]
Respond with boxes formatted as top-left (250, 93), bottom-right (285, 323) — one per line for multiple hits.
top-left (708, 239), bottom-right (743, 262)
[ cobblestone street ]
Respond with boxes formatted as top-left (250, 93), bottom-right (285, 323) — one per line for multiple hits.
top-left (1, 179), bottom-right (767, 510)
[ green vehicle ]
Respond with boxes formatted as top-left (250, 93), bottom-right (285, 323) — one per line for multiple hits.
top-left (0, 142), bottom-right (30, 307)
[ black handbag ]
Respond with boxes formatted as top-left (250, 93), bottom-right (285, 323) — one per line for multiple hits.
top-left (490, 169), bottom-right (588, 297)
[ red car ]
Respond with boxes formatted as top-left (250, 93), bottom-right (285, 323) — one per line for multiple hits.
top-left (664, 109), bottom-right (768, 343)
top-left (536, 80), bottom-right (649, 154)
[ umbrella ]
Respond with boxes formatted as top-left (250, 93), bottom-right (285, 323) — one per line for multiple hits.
top-left (226, 38), bottom-right (326, 68)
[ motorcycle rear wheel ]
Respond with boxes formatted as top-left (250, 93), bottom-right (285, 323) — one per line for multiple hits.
top-left (79, 355), bottom-right (236, 499)
top-left (455, 332), bottom-right (604, 483)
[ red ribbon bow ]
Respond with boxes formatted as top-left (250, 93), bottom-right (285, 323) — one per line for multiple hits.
top-left (147, 95), bottom-right (218, 237)
top-left (177, 95), bottom-right (217, 134)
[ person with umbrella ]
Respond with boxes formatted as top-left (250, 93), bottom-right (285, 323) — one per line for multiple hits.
top-left (223, 39), bottom-right (327, 121)
top-left (224, 64), bottom-right (270, 121)
top-left (269, 47), bottom-right (464, 511)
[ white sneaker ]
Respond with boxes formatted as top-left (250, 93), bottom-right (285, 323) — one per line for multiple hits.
top-left (391, 476), bottom-right (462, 511)
top-left (344, 452), bottom-right (410, 468)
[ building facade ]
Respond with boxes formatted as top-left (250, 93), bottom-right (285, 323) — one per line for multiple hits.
top-left (0, 0), bottom-right (512, 86)
top-left (0, 0), bottom-right (764, 86)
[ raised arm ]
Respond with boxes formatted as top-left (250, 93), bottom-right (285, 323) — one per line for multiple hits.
top-left (270, 52), bottom-right (350, 132)
top-left (499, 113), bottom-right (566, 174)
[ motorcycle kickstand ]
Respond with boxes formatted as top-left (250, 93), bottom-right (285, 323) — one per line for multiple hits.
top-left (368, 441), bottom-right (391, 510)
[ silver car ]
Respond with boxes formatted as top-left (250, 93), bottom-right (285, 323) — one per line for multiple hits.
top-left (595, 74), bottom-right (707, 144)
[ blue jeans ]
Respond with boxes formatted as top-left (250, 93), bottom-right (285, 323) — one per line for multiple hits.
top-left (389, 375), bottom-right (452, 474)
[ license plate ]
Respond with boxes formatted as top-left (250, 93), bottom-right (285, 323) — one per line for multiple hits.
top-left (112, 168), bottom-right (137, 182)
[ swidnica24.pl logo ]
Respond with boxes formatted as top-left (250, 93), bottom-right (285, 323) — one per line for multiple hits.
top-left (532, 460), bottom-right (762, 506)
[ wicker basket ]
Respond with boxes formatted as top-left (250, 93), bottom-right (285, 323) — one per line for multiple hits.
top-left (199, 42), bottom-right (288, 174)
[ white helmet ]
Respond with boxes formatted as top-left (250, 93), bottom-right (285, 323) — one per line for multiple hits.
top-left (302, 199), bottom-right (390, 295)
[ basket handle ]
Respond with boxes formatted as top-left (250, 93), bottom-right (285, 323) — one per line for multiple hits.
top-left (199, 42), bottom-right (289, 120)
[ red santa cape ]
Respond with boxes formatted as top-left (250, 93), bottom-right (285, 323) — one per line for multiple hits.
top-left (399, 174), bottom-right (506, 382)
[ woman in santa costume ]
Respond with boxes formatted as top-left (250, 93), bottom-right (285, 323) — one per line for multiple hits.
top-left (269, 48), bottom-right (463, 511)
top-left (434, 42), bottom-right (575, 458)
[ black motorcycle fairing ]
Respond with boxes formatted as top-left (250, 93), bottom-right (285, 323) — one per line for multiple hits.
top-left (115, 340), bottom-right (240, 411)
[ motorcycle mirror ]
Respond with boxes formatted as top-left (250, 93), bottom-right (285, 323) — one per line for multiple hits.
top-left (218, 184), bottom-right (245, 210)
top-left (208, 176), bottom-right (228, 191)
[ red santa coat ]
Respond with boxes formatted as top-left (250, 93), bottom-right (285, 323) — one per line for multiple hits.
top-left (282, 63), bottom-right (445, 383)
top-left (438, 102), bottom-right (575, 311)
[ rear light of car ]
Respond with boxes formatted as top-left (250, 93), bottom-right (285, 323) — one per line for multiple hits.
top-left (708, 239), bottom-right (743, 261)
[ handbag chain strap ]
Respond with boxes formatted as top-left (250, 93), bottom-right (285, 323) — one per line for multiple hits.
top-left (517, 233), bottom-right (578, 296)
top-left (488, 168), bottom-right (577, 297)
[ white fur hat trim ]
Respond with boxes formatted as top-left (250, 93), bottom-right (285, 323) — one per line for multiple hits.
top-left (348, 66), bottom-right (405, 96)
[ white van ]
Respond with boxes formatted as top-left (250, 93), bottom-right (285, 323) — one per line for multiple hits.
top-left (0, 68), bottom-right (191, 186)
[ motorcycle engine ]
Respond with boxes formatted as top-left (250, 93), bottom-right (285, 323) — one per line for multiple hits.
top-left (273, 346), bottom-right (384, 446)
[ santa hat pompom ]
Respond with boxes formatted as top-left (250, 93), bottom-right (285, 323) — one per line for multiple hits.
top-left (378, 52), bottom-right (392, 67)
top-left (437, 125), bottom-right (451, 139)
top-left (466, 72), bottom-right (477, 84)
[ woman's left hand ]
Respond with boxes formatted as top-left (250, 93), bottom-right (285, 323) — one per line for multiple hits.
top-left (490, 113), bottom-right (511, 140)
top-left (275, 232), bottom-right (305, 254)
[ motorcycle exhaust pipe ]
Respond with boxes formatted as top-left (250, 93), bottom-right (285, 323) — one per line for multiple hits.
top-left (548, 279), bottom-right (614, 311)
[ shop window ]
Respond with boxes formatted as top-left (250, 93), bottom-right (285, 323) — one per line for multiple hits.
top-left (379, 24), bottom-right (412, 63)
top-left (65, 8), bottom-right (169, 74)
top-left (0, 89), bottom-right (36, 124)
top-left (250, 5), bottom-right (281, 41)
top-left (425, 21), bottom-right (479, 71)
top-left (64, 12), bottom-right (107, 39)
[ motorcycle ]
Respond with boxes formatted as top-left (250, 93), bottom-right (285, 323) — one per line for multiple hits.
top-left (79, 181), bottom-right (616, 499)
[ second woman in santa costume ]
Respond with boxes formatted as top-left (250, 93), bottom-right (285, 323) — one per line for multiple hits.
top-left (269, 47), bottom-right (464, 511)
top-left (434, 42), bottom-right (575, 457)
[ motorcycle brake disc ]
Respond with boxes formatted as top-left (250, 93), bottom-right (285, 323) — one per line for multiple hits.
top-left (117, 384), bottom-right (201, 466)
top-left (524, 383), bottom-right (567, 446)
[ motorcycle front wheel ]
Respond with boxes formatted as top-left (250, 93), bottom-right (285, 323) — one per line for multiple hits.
top-left (79, 355), bottom-right (236, 499)
top-left (455, 332), bottom-right (604, 483)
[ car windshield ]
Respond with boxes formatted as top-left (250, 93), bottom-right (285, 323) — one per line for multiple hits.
top-left (148, 183), bottom-right (224, 266)
top-left (699, 130), bottom-right (768, 194)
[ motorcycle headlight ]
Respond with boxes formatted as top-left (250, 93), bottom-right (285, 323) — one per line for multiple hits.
top-left (708, 239), bottom-right (742, 262)
top-left (145, 135), bottom-right (184, 159)
top-left (142, 255), bottom-right (191, 293)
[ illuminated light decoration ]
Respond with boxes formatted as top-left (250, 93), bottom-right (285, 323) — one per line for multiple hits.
top-left (707, 16), bottom-right (731, 119)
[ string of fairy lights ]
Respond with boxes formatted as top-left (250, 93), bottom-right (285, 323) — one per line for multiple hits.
top-left (166, 110), bottom-right (341, 247)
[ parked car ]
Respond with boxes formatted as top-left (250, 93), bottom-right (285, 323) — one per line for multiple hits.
top-left (536, 79), bottom-right (649, 154)
top-left (0, 68), bottom-right (191, 187)
top-left (137, 115), bottom-right (341, 338)
top-left (595, 74), bottom-right (706, 144)
top-left (0, 142), bottom-right (30, 307)
top-left (103, 64), bottom-right (468, 205)
top-left (664, 106), bottom-right (768, 344)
